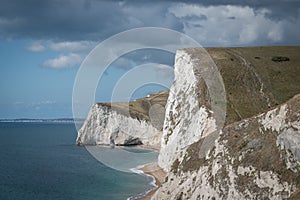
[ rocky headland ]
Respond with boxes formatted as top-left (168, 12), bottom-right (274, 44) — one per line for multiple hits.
top-left (77, 46), bottom-right (300, 199)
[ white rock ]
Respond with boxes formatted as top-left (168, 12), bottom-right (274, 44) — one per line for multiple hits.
top-left (158, 50), bottom-right (217, 172)
top-left (76, 104), bottom-right (161, 148)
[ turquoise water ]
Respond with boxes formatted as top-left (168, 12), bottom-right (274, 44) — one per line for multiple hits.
top-left (0, 122), bottom-right (155, 200)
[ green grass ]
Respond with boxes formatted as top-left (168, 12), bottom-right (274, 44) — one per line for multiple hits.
top-left (98, 90), bottom-right (168, 121)
top-left (206, 46), bottom-right (300, 124)
top-left (97, 46), bottom-right (300, 127)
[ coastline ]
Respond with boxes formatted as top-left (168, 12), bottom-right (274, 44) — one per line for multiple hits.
top-left (130, 162), bottom-right (166, 200)
top-left (137, 144), bottom-right (160, 153)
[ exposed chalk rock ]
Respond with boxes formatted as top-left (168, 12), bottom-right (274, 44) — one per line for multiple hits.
top-left (76, 103), bottom-right (161, 147)
top-left (153, 48), bottom-right (300, 199)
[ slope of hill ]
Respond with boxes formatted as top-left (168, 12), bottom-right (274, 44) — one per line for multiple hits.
top-left (154, 46), bottom-right (300, 199)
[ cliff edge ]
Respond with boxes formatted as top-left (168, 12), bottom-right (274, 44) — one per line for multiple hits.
top-left (76, 90), bottom-right (168, 149)
top-left (154, 46), bottom-right (300, 199)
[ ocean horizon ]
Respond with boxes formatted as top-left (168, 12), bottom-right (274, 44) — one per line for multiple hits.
top-left (0, 122), bottom-right (157, 200)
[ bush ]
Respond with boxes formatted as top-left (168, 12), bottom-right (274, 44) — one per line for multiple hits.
top-left (272, 56), bottom-right (290, 62)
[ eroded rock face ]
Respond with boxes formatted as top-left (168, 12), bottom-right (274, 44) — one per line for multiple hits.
top-left (153, 94), bottom-right (300, 199)
top-left (76, 90), bottom-right (168, 148)
top-left (76, 103), bottom-right (161, 148)
top-left (154, 48), bottom-right (300, 199)
top-left (158, 49), bottom-right (218, 172)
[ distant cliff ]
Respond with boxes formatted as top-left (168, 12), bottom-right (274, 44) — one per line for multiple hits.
top-left (76, 90), bottom-right (168, 149)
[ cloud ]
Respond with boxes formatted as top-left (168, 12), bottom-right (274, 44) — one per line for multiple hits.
top-left (42, 53), bottom-right (82, 68)
top-left (154, 63), bottom-right (174, 78)
top-left (26, 40), bottom-right (98, 69)
top-left (110, 49), bottom-right (175, 72)
top-left (121, 2), bottom-right (184, 31)
top-left (26, 40), bottom-right (96, 69)
top-left (48, 41), bottom-right (97, 52)
top-left (0, 0), bottom-right (184, 41)
top-left (168, 4), bottom-right (299, 46)
top-left (27, 42), bottom-right (46, 52)
top-left (0, 0), bottom-right (182, 41)
top-left (0, 0), bottom-right (299, 46)
top-left (26, 40), bottom-right (97, 52)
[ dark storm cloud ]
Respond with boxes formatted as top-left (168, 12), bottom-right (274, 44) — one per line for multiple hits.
top-left (0, 0), bottom-right (128, 40)
top-left (0, 0), bottom-right (299, 45)
top-left (0, 0), bottom-right (183, 41)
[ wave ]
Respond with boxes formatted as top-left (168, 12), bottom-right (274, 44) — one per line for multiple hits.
top-left (127, 164), bottom-right (158, 200)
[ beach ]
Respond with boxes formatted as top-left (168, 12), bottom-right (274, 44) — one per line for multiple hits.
top-left (137, 162), bottom-right (167, 200)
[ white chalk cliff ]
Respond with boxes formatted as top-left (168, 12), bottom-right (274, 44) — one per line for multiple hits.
top-left (152, 48), bottom-right (300, 199)
top-left (76, 91), bottom-right (168, 148)
top-left (76, 104), bottom-right (158, 147)
top-left (153, 93), bottom-right (300, 199)
top-left (158, 49), bottom-right (223, 172)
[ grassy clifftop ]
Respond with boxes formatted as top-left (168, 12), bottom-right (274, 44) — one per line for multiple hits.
top-left (208, 46), bottom-right (300, 124)
top-left (97, 46), bottom-right (300, 127)
top-left (97, 90), bottom-right (168, 130)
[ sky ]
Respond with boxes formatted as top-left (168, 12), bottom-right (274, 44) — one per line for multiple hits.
top-left (0, 0), bottom-right (300, 119)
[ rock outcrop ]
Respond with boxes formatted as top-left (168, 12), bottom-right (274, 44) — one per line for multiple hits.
top-left (76, 91), bottom-right (168, 148)
top-left (153, 94), bottom-right (300, 199)
top-left (158, 48), bottom-right (226, 172)
top-left (76, 103), bottom-right (152, 146)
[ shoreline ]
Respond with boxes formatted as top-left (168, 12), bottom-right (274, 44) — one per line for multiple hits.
top-left (137, 144), bottom-right (160, 153)
top-left (130, 162), bottom-right (166, 200)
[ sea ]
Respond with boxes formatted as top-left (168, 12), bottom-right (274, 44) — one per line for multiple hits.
top-left (0, 122), bottom-right (157, 200)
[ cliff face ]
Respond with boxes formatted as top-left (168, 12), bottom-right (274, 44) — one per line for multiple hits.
top-left (158, 49), bottom-right (224, 172)
top-left (76, 104), bottom-right (157, 146)
top-left (154, 94), bottom-right (300, 199)
top-left (76, 91), bottom-right (168, 148)
top-left (154, 47), bottom-right (300, 199)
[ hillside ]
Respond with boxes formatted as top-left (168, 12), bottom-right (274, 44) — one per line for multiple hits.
top-left (97, 46), bottom-right (300, 127)
top-left (98, 90), bottom-right (168, 130)
top-left (207, 46), bottom-right (300, 124)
